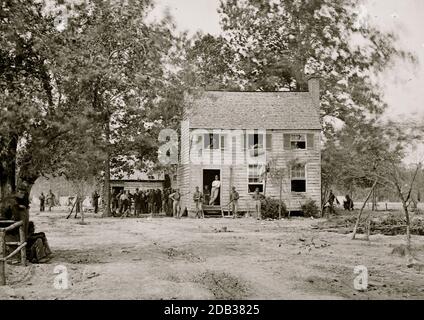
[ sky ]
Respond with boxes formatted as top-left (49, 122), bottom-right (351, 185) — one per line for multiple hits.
top-left (151, 0), bottom-right (424, 162)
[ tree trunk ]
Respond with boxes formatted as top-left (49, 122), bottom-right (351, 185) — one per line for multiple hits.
top-left (402, 201), bottom-right (411, 250)
top-left (102, 120), bottom-right (111, 217)
top-left (0, 135), bottom-right (18, 203)
top-left (352, 180), bottom-right (378, 240)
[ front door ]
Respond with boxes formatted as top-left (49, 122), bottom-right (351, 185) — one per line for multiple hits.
top-left (203, 169), bottom-right (221, 205)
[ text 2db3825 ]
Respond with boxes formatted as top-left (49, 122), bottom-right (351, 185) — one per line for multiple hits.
top-left (208, 304), bottom-right (260, 315)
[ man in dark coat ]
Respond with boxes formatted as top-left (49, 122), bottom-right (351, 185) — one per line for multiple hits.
top-left (39, 192), bottom-right (45, 212)
top-left (26, 221), bottom-right (52, 263)
top-left (134, 188), bottom-right (141, 216)
top-left (155, 189), bottom-right (162, 214)
top-left (92, 191), bottom-right (100, 214)
top-left (148, 189), bottom-right (155, 215)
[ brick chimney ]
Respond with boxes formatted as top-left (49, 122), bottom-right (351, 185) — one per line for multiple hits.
top-left (307, 75), bottom-right (320, 111)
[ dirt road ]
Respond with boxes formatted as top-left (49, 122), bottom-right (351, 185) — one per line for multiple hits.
top-left (1, 209), bottom-right (423, 300)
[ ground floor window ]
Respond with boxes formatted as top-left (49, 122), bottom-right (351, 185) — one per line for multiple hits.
top-left (291, 163), bottom-right (306, 192)
top-left (248, 164), bottom-right (264, 193)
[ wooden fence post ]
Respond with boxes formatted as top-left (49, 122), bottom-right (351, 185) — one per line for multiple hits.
top-left (0, 230), bottom-right (5, 285)
top-left (19, 225), bottom-right (26, 266)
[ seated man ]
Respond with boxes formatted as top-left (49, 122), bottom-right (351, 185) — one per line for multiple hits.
top-left (26, 221), bottom-right (52, 263)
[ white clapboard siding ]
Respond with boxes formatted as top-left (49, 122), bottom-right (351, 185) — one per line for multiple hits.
top-left (180, 128), bottom-right (321, 215)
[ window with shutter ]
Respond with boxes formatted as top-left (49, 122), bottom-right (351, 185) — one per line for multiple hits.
top-left (241, 131), bottom-right (246, 151)
top-left (283, 134), bottom-right (291, 150)
top-left (307, 133), bottom-right (314, 150)
top-left (266, 133), bottom-right (272, 151)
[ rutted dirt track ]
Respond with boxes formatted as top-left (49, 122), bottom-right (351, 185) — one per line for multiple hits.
top-left (1, 209), bottom-right (423, 300)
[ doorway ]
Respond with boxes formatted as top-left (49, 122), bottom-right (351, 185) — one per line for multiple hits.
top-left (203, 169), bottom-right (221, 205)
top-left (112, 186), bottom-right (124, 196)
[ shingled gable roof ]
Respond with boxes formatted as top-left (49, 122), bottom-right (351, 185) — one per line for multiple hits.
top-left (186, 91), bottom-right (321, 130)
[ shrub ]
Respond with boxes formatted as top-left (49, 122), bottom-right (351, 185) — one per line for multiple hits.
top-left (301, 199), bottom-right (320, 217)
top-left (260, 197), bottom-right (288, 219)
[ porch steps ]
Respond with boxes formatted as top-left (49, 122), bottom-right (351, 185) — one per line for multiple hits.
top-left (202, 205), bottom-right (223, 217)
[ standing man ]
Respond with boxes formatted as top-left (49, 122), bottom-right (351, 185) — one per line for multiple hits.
top-left (328, 190), bottom-right (339, 214)
top-left (230, 186), bottom-right (239, 218)
top-left (167, 188), bottom-right (174, 216)
top-left (111, 189), bottom-right (118, 214)
top-left (159, 189), bottom-right (163, 213)
top-left (119, 190), bottom-right (128, 216)
top-left (193, 186), bottom-right (204, 219)
top-left (92, 190), bottom-right (100, 214)
top-left (155, 189), bottom-right (162, 214)
top-left (134, 188), bottom-right (141, 217)
top-left (120, 190), bottom-right (131, 218)
top-left (140, 190), bottom-right (147, 214)
top-left (127, 190), bottom-right (134, 213)
top-left (252, 188), bottom-right (264, 220)
top-left (169, 189), bottom-right (181, 218)
top-left (148, 189), bottom-right (156, 216)
top-left (162, 188), bottom-right (169, 215)
top-left (209, 175), bottom-right (221, 205)
top-left (203, 185), bottom-right (210, 205)
top-left (46, 190), bottom-right (55, 212)
top-left (39, 192), bottom-right (45, 212)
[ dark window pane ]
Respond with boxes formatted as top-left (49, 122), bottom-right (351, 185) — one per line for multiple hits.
top-left (291, 141), bottom-right (306, 149)
top-left (204, 133), bottom-right (220, 149)
top-left (291, 180), bottom-right (306, 192)
top-left (248, 184), bottom-right (264, 193)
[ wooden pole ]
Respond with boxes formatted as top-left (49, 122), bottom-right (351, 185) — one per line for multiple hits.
top-left (19, 225), bottom-right (26, 266)
top-left (0, 230), bottom-right (5, 285)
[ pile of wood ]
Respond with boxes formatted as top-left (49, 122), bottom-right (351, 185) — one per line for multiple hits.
top-left (316, 213), bottom-right (424, 236)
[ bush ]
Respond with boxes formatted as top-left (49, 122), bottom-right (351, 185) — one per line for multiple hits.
top-left (301, 199), bottom-right (320, 217)
top-left (260, 197), bottom-right (288, 219)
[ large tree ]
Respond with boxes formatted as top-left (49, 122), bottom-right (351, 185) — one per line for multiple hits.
top-left (50, 0), bottom-right (185, 216)
top-left (1, 0), bottom-right (186, 217)
top-left (214, 0), bottom-right (417, 132)
top-left (0, 0), bottom-right (85, 201)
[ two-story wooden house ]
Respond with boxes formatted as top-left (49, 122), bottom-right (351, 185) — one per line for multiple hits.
top-left (178, 77), bottom-right (322, 216)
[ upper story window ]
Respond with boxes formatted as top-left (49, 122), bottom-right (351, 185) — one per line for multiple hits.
top-left (290, 134), bottom-right (306, 150)
top-left (247, 133), bottom-right (264, 156)
top-left (204, 133), bottom-right (220, 150)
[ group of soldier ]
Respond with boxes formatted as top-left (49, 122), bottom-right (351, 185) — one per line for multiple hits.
top-left (191, 185), bottom-right (264, 219)
top-left (38, 190), bottom-right (57, 212)
top-left (111, 188), bottom-right (177, 217)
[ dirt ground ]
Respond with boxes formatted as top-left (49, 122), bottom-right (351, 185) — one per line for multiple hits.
top-left (1, 208), bottom-right (423, 300)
